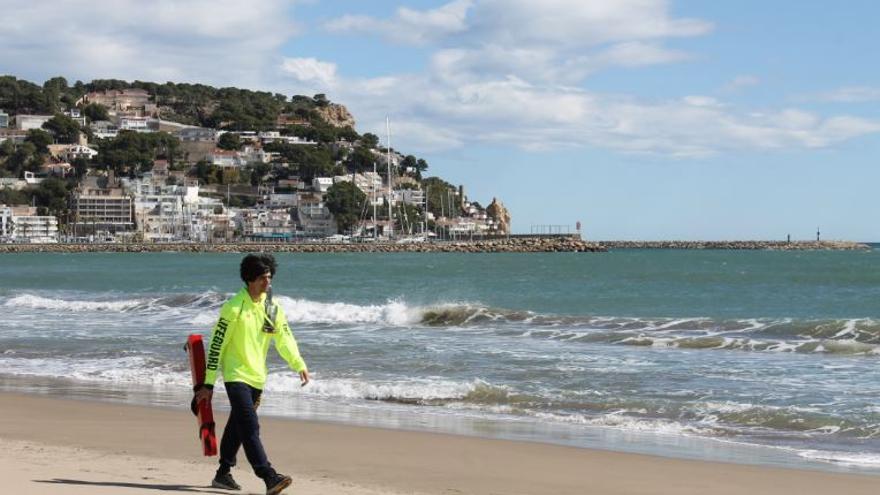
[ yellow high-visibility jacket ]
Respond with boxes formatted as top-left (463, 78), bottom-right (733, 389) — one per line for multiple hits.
top-left (204, 287), bottom-right (307, 390)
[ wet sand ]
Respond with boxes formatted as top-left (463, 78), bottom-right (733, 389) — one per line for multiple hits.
top-left (1, 392), bottom-right (877, 494)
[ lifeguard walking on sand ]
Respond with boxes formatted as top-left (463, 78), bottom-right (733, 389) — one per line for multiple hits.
top-left (194, 254), bottom-right (310, 495)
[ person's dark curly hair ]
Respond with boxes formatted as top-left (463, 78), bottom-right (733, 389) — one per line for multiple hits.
top-left (240, 254), bottom-right (277, 283)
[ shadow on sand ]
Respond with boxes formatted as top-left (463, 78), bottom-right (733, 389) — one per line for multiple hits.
top-left (34, 478), bottom-right (231, 494)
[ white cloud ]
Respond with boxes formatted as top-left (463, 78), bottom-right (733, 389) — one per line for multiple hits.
top-left (324, 0), bottom-right (473, 45)
top-left (427, 41), bottom-right (691, 86)
top-left (0, 0), bottom-right (296, 89)
top-left (593, 42), bottom-right (691, 68)
top-left (317, 1), bottom-right (879, 156)
top-left (281, 58), bottom-right (338, 88)
top-left (721, 75), bottom-right (760, 92)
top-left (4, 0), bottom-right (876, 158)
top-left (470, 0), bottom-right (712, 48)
top-left (326, 0), bottom-right (709, 90)
top-left (815, 86), bottom-right (880, 103)
top-left (324, 69), bottom-right (880, 156)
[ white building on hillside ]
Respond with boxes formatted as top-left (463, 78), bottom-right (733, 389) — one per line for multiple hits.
top-left (177, 127), bottom-right (217, 142)
top-left (127, 175), bottom-right (201, 242)
top-left (258, 131), bottom-right (317, 146)
top-left (0, 204), bottom-right (12, 240)
top-left (90, 120), bottom-right (120, 139)
top-left (393, 189), bottom-right (426, 207)
top-left (312, 177), bottom-right (333, 192)
top-left (1, 205), bottom-right (59, 243)
top-left (48, 144), bottom-right (99, 162)
top-left (72, 176), bottom-right (134, 233)
top-left (14, 114), bottom-right (53, 131)
top-left (209, 150), bottom-right (245, 168)
top-left (238, 208), bottom-right (294, 240)
top-left (118, 116), bottom-right (152, 132)
top-left (295, 203), bottom-right (336, 237)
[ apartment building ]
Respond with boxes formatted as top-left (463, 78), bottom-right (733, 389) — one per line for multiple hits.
top-left (0, 205), bottom-right (59, 243)
top-left (72, 176), bottom-right (134, 232)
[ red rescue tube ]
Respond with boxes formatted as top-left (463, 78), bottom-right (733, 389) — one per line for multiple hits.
top-left (185, 334), bottom-right (218, 456)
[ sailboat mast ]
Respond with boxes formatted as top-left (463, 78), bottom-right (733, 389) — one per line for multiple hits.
top-left (373, 161), bottom-right (377, 239)
top-left (386, 116), bottom-right (393, 238)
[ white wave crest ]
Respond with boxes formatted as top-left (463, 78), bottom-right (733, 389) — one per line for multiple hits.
top-left (797, 449), bottom-right (880, 467)
top-left (190, 313), bottom-right (217, 327)
top-left (0, 356), bottom-right (190, 386)
top-left (532, 411), bottom-right (715, 436)
top-left (4, 294), bottom-right (147, 312)
top-left (275, 296), bottom-right (419, 326)
top-left (266, 374), bottom-right (482, 401)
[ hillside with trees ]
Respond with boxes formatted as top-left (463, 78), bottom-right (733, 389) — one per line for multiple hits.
top-left (0, 75), bottom-right (518, 241)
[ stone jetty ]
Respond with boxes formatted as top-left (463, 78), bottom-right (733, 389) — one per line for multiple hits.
top-left (0, 237), bottom-right (607, 254)
top-left (597, 240), bottom-right (869, 251)
top-left (0, 239), bottom-right (869, 254)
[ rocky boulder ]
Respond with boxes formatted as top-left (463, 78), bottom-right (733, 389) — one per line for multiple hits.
top-left (316, 103), bottom-right (356, 128)
top-left (486, 197), bottom-right (511, 235)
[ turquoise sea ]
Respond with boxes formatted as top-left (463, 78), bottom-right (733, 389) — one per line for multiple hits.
top-left (1, 248), bottom-right (879, 473)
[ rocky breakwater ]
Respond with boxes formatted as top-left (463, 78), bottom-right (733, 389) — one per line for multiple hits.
top-left (598, 240), bottom-right (870, 251)
top-left (0, 238), bottom-right (607, 254)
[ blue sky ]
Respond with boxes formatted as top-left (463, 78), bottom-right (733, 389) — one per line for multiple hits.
top-left (2, 1), bottom-right (879, 239)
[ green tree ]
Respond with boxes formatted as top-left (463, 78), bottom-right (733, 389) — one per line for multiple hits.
top-left (28, 177), bottom-right (70, 216)
top-left (361, 133), bottom-right (380, 149)
top-left (0, 139), bottom-right (15, 159)
top-left (394, 203), bottom-right (425, 234)
top-left (422, 177), bottom-right (457, 218)
top-left (0, 76), bottom-right (52, 114)
top-left (41, 76), bottom-right (68, 114)
top-left (337, 126), bottom-right (359, 142)
top-left (264, 142), bottom-right (335, 180)
top-left (70, 157), bottom-right (90, 178)
top-left (401, 155), bottom-right (417, 170)
top-left (324, 181), bottom-right (366, 234)
top-left (250, 163), bottom-right (272, 186)
top-left (347, 145), bottom-right (376, 173)
top-left (25, 129), bottom-right (53, 154)
top-left (4, 142), bottom-right (38, 177)
top-left (82, 102), bottom-right (110, 122)
top-left (216, 132), bottom-right (242, 150)
top-left (313, 93), bottom-right (330, 107)
top-left (95, 131), bottom-right (181, 175)
top-left (195, 160), bottom-right (221, 185)
top-left (399, 155), bottom-right (428, 178)
top-left (42, 114), bottom-right (82, 144)
top-left (0, 188), bottom-right (28, 205)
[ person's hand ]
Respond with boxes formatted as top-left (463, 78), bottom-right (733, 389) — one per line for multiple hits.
top-left (194, 385), bottom-right (213, 403)
top-left (299, 370), bottom-right (310, 387)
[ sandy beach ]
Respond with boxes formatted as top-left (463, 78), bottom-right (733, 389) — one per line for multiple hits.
top-left (0, 392), bottom-right (877, 495)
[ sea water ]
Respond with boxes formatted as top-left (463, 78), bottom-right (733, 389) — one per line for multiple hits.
top-left (1, 249), bottom-right (879, 473)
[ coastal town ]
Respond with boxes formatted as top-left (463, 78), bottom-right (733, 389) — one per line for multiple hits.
top-left (0, 81), bottom-right (513, 245)
top-left (0, 78), bottom-right (866, 254)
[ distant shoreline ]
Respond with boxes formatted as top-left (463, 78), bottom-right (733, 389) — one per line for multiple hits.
top-left (0, 238), bottom-right (870, 253)
top-left (597, 240), bottom-right (870, 251)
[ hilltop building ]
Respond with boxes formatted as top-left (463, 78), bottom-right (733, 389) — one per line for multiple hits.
top-left (76, 89), bottom-right (156, 116)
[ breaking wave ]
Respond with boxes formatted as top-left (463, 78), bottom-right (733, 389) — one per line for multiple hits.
top-left (3, 292), bottom-right (227, 313)
top-left (5, 292), bottom-right (880, 356)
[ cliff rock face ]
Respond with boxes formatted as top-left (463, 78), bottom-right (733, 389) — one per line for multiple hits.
top-left (486, 197), bottom-right (511, 235)
top-left (316, 103), bottom-right (356, 128)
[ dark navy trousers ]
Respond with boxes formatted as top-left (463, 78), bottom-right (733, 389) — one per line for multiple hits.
top-left (219, 381), bottom-right (273, 478)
